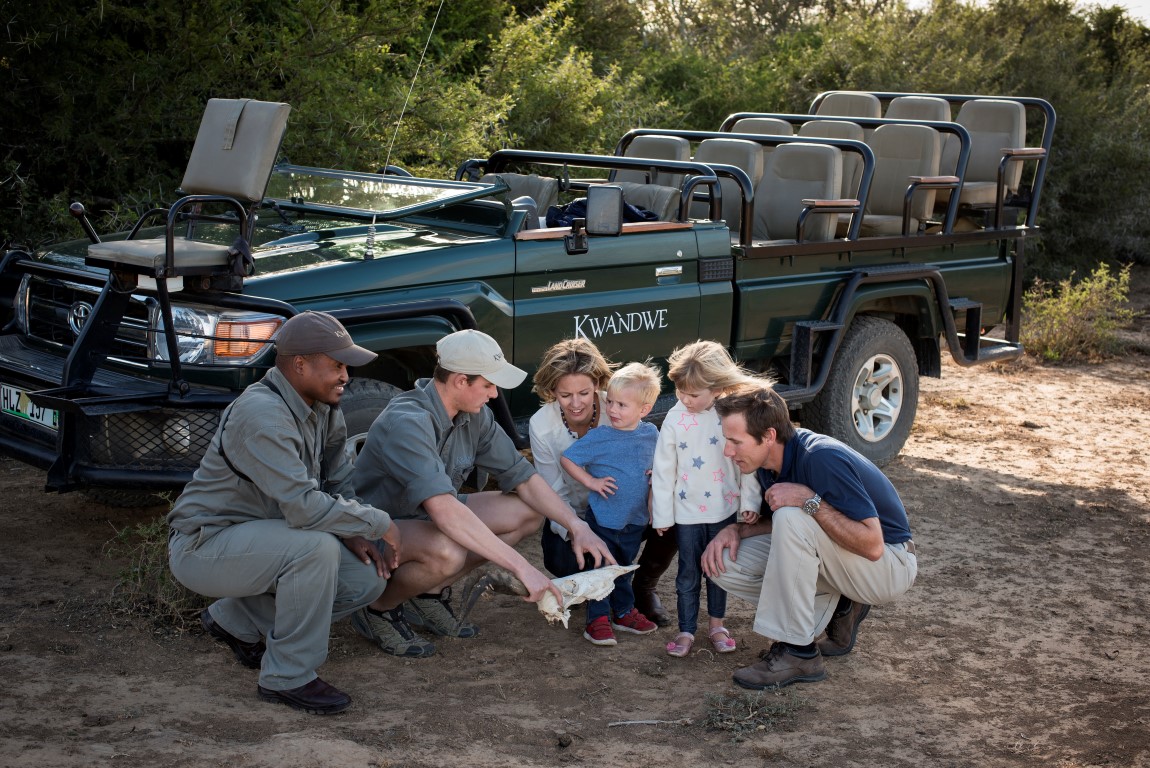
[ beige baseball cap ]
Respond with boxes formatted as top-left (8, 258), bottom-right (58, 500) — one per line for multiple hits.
top-left (436, 329), bottom-right (527, 389)
top-left (275, 311), bottom-right (377, 367)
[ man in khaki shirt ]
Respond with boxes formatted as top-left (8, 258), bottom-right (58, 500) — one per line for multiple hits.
top-left (169, 311), bottom-right (400, 715)
top-left (351, 330), bottom-right (614, 657)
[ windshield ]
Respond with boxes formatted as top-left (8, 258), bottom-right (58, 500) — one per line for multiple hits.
top-left (264, 164), bottom-right (502, 219)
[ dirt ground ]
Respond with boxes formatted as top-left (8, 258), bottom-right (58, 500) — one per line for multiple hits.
top-left (2, 270), bottom-right (1149, 768)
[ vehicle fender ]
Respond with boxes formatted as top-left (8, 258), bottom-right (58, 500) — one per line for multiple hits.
top-left (342, 315), bottom-right (458, 385)
top-left (842, 281), bottom-right (943, 377)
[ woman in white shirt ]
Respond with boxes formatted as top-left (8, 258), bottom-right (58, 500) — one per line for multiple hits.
top-left (529, 338), bottom-right (614, 577)
top-left (528, 338), bottom-right (679, 626)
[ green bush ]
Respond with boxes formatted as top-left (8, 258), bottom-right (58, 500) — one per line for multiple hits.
top-left (106, 515), bottom-right (207, 630)
top-left (1021, 263), bottom-right (1135, 362)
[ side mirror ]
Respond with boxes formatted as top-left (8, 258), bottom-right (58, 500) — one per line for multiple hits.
top-left (585, 185), bottom-right (624, 236)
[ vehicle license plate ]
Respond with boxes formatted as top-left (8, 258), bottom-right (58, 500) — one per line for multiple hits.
top-left (0, 382), bottom-right (58, 431)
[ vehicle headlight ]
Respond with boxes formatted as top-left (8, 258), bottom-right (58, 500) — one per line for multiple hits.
top-left (151, 303), bottom-right (283, 366)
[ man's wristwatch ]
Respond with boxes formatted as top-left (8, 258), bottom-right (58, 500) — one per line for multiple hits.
top-left (802, 494), bottom-right (822, 516)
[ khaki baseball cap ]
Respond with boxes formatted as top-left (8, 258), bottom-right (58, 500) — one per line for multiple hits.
top-left (436, 329), bottom-right (526, 389)
top-left (275, 311), bottom-right (377, 367)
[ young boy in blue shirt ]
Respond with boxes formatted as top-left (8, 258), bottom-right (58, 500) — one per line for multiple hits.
top-left (561, 361), bottom-right (662, 646)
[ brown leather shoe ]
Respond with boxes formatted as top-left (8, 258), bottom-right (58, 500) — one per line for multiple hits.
top-left (817, 600), bottom-right (871, 657)
top-left (201, 609), bottom-right (265, 669)
top-left (733, 642), bottom-right (826, 690)
top-left (258, 677), bottom-right (351, 715)
top-left (633, 589), bottom-right (671, 628)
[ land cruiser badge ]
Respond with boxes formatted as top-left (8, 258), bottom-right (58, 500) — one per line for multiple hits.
top-left (531, 279), bottom-right (586, 294)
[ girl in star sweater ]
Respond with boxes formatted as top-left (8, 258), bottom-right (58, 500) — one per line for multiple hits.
top-left (651, 341), bottom-right (764, 657)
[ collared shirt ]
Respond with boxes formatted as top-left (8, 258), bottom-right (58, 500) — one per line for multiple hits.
top-left (168, 366), bottom-right (392, 541)
top-left (755, 428), bottom-right (912, 544)
top-left (352, 378), bottom-right (536, 518)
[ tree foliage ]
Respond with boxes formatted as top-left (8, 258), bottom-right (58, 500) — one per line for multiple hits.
top-left (2, 0), bottom-right (1149, 272)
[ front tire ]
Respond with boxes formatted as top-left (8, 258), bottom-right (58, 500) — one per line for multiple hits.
top-left (803, 316), bottom-right (919, 467)
top-left (339, 379), bottom-right (403, 466)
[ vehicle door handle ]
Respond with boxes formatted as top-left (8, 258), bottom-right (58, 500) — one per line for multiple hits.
top-left (656, 266), bottom-right (682, 278)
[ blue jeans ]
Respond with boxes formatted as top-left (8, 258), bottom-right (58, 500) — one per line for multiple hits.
top-left (674, 514), bottom-right (737, 635)
top-left (585, 510), bottom-right (647, 623)
top-left (541, 521), bottom-right (595, 578)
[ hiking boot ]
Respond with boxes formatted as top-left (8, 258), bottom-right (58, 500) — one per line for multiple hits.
top-left (405, 587), bottom-right (479, 638)
top-left (350, 605), bottom-right (437, 658)
top-left (610, 607), bottom-right (658, 635)
top-left (732, 642), bottom-right (826, 690)
top-left (583, 616), bottom-right (618, 646)
top-left (817, 600), bottom-right (871, 657)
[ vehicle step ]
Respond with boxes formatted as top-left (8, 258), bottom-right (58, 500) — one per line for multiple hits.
top-left (948, 297), bottom-right (982, 312)
top-left (790, 319), bottom-right (844, 390)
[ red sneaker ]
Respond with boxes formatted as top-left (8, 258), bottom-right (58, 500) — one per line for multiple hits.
top-left (583, 616), bottom-right (617, 646)
top-left (611, 607), bottom-right (658, 635)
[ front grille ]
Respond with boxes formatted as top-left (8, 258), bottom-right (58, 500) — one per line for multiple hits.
top-left (26, 278), bottom-right (152, 360)
top-left (76, 407), bottom-right (220, 471)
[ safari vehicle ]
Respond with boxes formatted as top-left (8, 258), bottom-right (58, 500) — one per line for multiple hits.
top-left (0, 91), bottom-right (1055, 501)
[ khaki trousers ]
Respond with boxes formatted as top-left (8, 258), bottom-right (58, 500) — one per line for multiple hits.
top-left (711, 506), bottom-right (917, 644)
top-left (170, 519), bottom-right (385, 690)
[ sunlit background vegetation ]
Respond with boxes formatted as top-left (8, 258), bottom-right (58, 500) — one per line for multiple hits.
top-left (3, 0), bottom-right (1148, 277)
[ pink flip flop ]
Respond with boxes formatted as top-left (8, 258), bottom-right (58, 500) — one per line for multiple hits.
top-left (666, 632), bottom-right (694, 657)
top-left (708, 626), bottom-right (737, 653)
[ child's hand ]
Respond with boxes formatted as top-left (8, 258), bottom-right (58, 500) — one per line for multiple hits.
top-left (587, 475), bottom-right (617, 499)
top-left (655, 526), bottom-right (671, 536)
top-left (741, 509), bottom-right (761, 525)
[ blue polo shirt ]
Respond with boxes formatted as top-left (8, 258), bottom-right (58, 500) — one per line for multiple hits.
top-left (755, 429), bottom-right (911, 544)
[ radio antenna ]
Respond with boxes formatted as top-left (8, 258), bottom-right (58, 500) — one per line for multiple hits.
top-left (383, 0), bottom-right (446, 173)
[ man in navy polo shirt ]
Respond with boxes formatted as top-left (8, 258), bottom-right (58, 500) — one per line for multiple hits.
top-left (701, 383), bottom-right (917, 689)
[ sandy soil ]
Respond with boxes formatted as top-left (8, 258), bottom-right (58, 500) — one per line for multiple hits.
top-left (1, 270), bottom-right (1148, 768)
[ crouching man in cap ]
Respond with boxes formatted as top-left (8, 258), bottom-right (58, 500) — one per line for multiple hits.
top-left (350, 329), bottom-right (615, 657)
top-left (169, 311), bottom-right (400, 715)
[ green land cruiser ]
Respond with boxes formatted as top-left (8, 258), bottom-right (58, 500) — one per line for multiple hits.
top-left (0, 91), bottom-right (1055, 501)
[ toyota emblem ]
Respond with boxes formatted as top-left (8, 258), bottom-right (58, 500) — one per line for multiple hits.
top-left (67, 301), bottom-right (94, 335)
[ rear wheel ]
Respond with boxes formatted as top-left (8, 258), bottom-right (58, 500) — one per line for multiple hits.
top-left (340, 379), bottom-right (404, 466)
top-left (803, 316), bottom-right (919, 467)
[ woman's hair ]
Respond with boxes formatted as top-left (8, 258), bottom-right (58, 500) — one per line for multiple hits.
top-left (714, 383), bottom-right (795, 444)
top-left (666, 340), bottom-right (765, 393)
top-left (607, 360), bottom-right (663, 405)
top-left (531, 337), bottom-right (617, 403)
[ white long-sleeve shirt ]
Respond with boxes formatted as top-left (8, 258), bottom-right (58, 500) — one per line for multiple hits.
top-left (651, 401), bottom-right (762, 529)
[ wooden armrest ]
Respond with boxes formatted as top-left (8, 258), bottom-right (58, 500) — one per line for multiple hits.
top-left (514, 220), bottom-right (694, 241)
top-left (801, 198), bottom-right (860, 208)
top-left (1002, 147), bottom-right (1046, 157)
top-left (908, 175), bottom-right (960, 185)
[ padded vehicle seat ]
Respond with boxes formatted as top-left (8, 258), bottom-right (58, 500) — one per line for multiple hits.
top-left (798, 120), bottom-right (865, 198)
top-left (87, 98), bottom-right (291, 276)
top-left (752, 143), bottom-right (843, 243)
top-left (481, 172), bottom-right (560, 212)
top-left (939, 99), bottom-right (1026, 206)
top-left (614, 135), bottom-right (692, 186)
top-left (858, 123), bottom-right (941, 237)
top-left (613, 182), bottom-right (682, 221)
top-left (884, 95), bottom-right (951, 122)
top-left (815, 91), bottom-right (882, 119)
top-left (730, 117), bottom-right (793, 136)
top-left (691, 137), bottom-right (764, 234)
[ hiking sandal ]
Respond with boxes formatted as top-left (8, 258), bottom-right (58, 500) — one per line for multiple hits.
top-left (666, 632), bottom-right (694, 657)
top-left (708, 626), bottom-right (737, 653)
